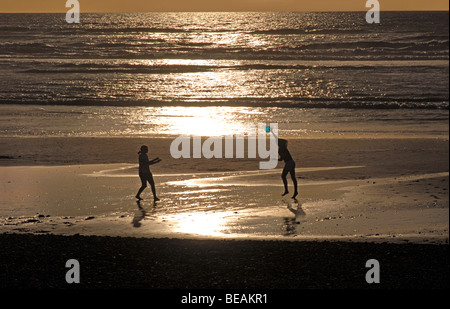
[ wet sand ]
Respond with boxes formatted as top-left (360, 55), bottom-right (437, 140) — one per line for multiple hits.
top-left (0, 136), bottom-right (448, 289)
top-left (1, 136), bottom-right (448, 242)
top-left (1, 137), bottom-right (448, 176)
top-left (0, 163), bottom-right (448, 242)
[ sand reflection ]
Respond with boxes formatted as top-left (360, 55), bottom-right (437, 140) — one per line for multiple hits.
top-left (169, 211), bottom-right (234, 236)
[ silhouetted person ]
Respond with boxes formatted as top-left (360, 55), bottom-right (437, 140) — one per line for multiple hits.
top-left (278, 139), bottom-right (298, 199)
top-left (136, 145), bottom-right (161, 201)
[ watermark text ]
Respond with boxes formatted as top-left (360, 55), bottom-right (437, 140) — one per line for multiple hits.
top-left (170, 123), bottom-right (279, 170)
top-left (366, 0), bottom-right (380, 24)
top-left (66, 0), bottom-right (80, 24)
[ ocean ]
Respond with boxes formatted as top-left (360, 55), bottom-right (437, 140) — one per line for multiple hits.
top-left (0, 12), bottom-right (449, 138)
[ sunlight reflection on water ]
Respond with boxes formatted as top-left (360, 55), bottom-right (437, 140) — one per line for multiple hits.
top-left (137, 106), bottom-right (263, 136)
top-left (168, 211), bottom-right (235, 236)
top-left (1, 105), bottom-right (448, 138)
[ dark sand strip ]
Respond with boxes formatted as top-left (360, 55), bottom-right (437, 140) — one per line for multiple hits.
top-left (0, 233), bottom-right (448, 289)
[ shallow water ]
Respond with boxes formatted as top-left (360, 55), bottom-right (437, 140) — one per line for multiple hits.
top-left (1, 104), bottom-right (448, 138)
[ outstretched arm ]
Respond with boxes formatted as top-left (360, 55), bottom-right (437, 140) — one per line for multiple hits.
top-left (149, 157), bottom-right (161, 165)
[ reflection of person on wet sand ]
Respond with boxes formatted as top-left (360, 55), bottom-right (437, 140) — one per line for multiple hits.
top-left (278, 139), bottom-right (298, 199)
top-left (287, 201), bottom-right (306, 218)
top-left (284, 201), bottom-right (306, 235)
top-left (135, 145), bottom-right (161, 201)
top-left (132, 200), bottom-right (146, 227)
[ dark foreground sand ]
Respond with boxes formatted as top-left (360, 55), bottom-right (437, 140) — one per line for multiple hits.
top-left (0, 233), bottom-right (448, 290)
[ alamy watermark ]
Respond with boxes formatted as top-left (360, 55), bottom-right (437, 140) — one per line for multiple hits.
top-left (170, 123), bottom-right (279, 170)
top-left (65, 259), bottom-right (80, 284)
top-left (366, 0), bottom-right (380, 24)
top-left (66, 0), bottom-right (80, 24)
top-left (365, 259), bottom-right (381, 284)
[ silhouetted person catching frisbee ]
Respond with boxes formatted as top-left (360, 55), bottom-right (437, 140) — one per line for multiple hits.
top-left (136, 145), bottom-right (161, 201)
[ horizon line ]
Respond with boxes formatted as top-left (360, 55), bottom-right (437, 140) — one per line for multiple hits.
top-left (1, 9), bottom-right (449, 13)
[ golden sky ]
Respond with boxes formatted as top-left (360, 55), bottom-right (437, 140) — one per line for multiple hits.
top-left (1, 0), bottom-right (448, 13)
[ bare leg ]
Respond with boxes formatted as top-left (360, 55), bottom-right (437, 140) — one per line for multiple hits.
top-left (136, 176), bottom-right (147, 200)
top-left (281, 168), bottom-right (289, 196)
top-left (290, 166), bottom-right (298, 199)
top-left (136, 185), bottom-right (146, 200)
top-left (148, 175), bottom-right (159, 201)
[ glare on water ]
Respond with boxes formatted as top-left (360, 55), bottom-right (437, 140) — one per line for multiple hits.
top-left (168, 211), bottom-right (234, 236)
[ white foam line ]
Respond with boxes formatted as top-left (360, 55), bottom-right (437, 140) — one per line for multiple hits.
top-left (84, 165), bottom-right (365, 178)
top-left (394, 172), bottom-right (449, 182)
top-left (164, 166), bottom-right (365, 186)
top-left (166, 171), bottom-right (449, 188)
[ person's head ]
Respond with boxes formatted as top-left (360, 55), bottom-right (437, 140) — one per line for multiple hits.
top-left (278, 139), bottom-right (288, 149)
top-left (138, 145), bottom-right (148, 154)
